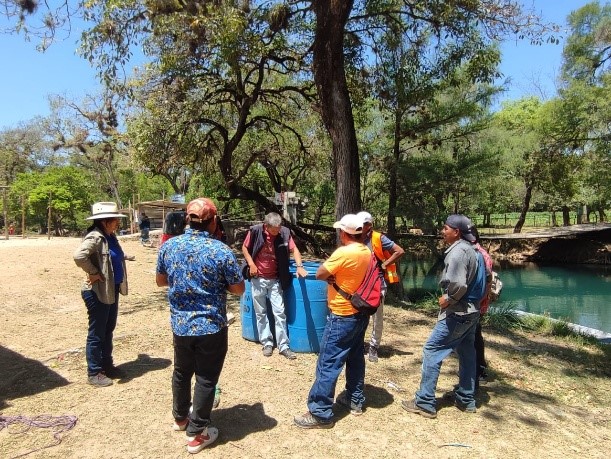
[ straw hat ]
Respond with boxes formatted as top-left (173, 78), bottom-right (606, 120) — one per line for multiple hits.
top-left (86, 202), bottom-right (127, 220)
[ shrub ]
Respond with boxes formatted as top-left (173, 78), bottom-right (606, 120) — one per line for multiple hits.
top-left (484, 302), bottom-right (525, 331)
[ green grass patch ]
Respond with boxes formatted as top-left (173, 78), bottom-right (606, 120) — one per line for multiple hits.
top-left (400, 293), bottom-right (439, 316)
top-left (483, 302), bottom-right (525, 330)
top-left (520, 312), bottom-right (604, 347)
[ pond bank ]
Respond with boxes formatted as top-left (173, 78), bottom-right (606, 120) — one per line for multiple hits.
top-left (397, 224), bottom-right (611, 265)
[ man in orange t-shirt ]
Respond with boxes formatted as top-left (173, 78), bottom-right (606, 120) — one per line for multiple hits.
top-left (294, 214), bottom-right (371, 429)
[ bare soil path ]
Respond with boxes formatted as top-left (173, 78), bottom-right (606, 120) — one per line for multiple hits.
top-left (0, 237), bottom-right (609, 458)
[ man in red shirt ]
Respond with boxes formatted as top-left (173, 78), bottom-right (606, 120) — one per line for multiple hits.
top-left (242, 212), bottom-right (307, 359)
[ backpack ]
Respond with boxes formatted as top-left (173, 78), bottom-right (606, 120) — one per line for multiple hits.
top-left (333, 253), bottom-right (384, 316)
top-left (488, 271), bottom-right (503, 302)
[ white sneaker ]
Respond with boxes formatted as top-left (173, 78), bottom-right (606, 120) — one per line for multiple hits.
top-left (187, 427), bottom-right (218, 454)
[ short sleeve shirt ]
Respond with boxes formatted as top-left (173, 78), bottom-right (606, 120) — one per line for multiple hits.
top-left (323, 242), bottom-right (371, 316)
top-left (157, 228), bottom-right (243, 336)
top-left (243, 228), bottom-right (296, 278)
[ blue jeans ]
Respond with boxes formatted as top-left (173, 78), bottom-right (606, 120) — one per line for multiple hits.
top-left (415, 312), bottom-right (479, 413)
top-left (141, 227), bottom-right (150, 243)
top-left (251, 277), bottom-right (289, 351)
top-left (307, 312), bottom-right (369, 421)
top-left (82, 288), bottom-right (119, 376)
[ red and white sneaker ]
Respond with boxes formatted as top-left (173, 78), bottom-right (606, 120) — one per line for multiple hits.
top-left (186, 426), bottom-right (218, 454)
top-left (172, 418), bottom-right (188, 431)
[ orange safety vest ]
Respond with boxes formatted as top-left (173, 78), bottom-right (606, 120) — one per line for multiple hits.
top-left (371, 231), bottom-right (399, 284)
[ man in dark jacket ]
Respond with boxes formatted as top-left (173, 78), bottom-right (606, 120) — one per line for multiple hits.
top-left (139, 212), bottom-right (151, 245)
top-left (242, 212), bottom-right (307, 359)
top-left (402, 214), bottom-right (486, 419)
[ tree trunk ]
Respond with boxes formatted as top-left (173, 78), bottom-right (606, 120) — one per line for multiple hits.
top-left (312, 0), bottom-right (360, 219)
top-left (562, 206), bottom-right (571, 226)
top-left (597, 207), bottom-right (606, 223)
top-left (580, 204), bottom-right (589, 224)
top-left (387, 111), bottom-right (402, 239)
top-left (513, 183), bottom-right (533, 233)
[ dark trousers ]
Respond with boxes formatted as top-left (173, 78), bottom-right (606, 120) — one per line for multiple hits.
top-left (474, 320), bottom-right (487, 376)
top-left (82, 288), bottom-right (119, 376)
top-left (172, 327), bottom-right (228, 436)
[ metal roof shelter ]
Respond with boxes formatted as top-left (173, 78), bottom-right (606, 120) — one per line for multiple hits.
top-left (122, 200), bottom-right (187, 232)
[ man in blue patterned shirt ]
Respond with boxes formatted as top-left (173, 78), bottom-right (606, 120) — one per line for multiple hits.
top-left (156, 197), bottom-right (244, 454)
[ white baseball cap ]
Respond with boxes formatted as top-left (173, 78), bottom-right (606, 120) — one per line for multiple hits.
top-left (356, 211), bottom-right (373, 224)
top-left (332, 214), bottom-right (363, 235)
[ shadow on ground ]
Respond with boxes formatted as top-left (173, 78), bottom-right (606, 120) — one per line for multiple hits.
top-left (0, 346), bottom-right (70, 410)
top-left (115, 353), bottom-right (172, 384)
top-left (213, 402), bottom-right (278, 445)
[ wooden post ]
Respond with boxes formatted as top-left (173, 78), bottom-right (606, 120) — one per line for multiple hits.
top-left (1, 186), bottom-right (8, 240)
top-left (162, 190), bottom-right (166, 227)
top-left (47, 191), bottom-right (52, 240)
top-left (21, 195), bottom-right (26, 238)
top-left (132, 193), bottom-right (137, 233)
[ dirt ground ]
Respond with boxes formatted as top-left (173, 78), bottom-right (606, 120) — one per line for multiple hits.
top-left (1, 236), bottom-right (610, 459)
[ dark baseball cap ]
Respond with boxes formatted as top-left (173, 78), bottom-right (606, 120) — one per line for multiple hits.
top-left (445, 214), bottom-right (476, 242)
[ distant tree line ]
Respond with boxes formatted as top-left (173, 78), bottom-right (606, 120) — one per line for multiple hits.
top-left (0, 1), bottom-right (608, 237)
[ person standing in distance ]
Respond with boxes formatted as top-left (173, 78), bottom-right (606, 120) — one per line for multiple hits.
top-left (356, 211), bottom-right (405, 362)
top-left (402, 214), bottom-right (485, 419)
top-left (139, 212), bottom-right (151, 245)
top-left (73, 202), bottom-right (130, 387)
top-left (294, 214), bottom-right (372, 428)
top-left (156, 197), bottom-right (244, 454)
top-left (242, 212), bottom-right (307, 360)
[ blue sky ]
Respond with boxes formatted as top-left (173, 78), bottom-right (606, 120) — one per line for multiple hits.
top-left (0, 1), bottom-right (592, 129)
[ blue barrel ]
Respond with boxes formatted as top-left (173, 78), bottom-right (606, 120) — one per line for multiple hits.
top-left (240, 279), bottom-right (258, 342)
top-left (285, 261), bottom-right (328, 353)
top-left (240, 261), bottom-right (328, 353)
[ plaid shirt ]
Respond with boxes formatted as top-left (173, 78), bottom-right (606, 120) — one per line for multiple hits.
top-left (157, 228), bottom-right (243, 336)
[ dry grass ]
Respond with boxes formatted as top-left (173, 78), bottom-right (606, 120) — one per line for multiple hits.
top-left (0, 237), bottom-right (610, 459)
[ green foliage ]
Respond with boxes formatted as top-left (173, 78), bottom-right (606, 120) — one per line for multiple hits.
top-left (561, 1), bottom-right (611, 84)
top-left (483, 303), bottom-right (525, 330)
top-left (10, 166), bottom-right (96, 232)
top-left (405, 293), bottom-right (442, 317)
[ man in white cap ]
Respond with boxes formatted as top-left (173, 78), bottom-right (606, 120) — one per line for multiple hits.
top-left (157, 197), bottom-right (245, 454)
top-left (402, 214), bottom-right (485, 419)
top-left (356, 211), bottom-right (405, 362)
top-left (294, 214), bottom-right (372, 429)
